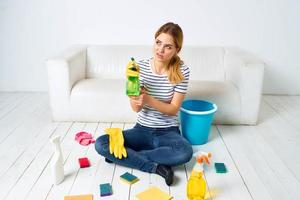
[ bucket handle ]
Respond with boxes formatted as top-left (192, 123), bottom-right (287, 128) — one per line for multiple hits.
top-left (180, 104), bottom-right (217, 115)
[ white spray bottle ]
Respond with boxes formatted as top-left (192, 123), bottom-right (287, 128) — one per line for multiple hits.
top-left (50, 135), bottom-right (64, 185)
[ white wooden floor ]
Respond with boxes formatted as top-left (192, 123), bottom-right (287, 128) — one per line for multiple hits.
top-left (0, 92), bottom-right (300, 200)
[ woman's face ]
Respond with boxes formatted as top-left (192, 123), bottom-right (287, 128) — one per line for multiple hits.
top-left (153, 33), bottom-right (177, 63)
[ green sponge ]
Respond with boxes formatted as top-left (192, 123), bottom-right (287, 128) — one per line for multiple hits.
top-left (120, 172), bottom-right (139, 185)
top-left (215, 162), bottom-right (227, 173)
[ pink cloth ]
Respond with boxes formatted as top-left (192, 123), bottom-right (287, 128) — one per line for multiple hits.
top-left (75, 132), bottom-right (95, 146)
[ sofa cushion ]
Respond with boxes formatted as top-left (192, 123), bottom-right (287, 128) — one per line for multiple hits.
top-left (186, 80), bottom-right (241, 124)
top-left (86, 46), bottom-right (151, 79)
top-left (70, 78), bottom-right (136, 122)
top-left (70, 78), bottom-right (240, 124)
top-left (181, 47), bottom-right (225, 81)
top-left (86, 45), bottom-right (225, 81)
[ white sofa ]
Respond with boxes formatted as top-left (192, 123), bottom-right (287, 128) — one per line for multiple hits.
top-left (47, 45), bottom-right (264, 125)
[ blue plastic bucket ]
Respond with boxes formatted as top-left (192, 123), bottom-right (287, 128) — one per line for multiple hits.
top-left (180, 100), bottom-right (217, 145)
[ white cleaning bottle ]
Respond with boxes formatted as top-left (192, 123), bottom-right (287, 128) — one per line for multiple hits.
top-left (50, 135), bottom-right (64, 185)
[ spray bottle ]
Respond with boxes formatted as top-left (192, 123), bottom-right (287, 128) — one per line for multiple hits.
top-left (50, 135), bottom-right (64, 185)
top-left (187, 152), bottom-right (212, 200)
top-left (126, 57), bottom-right (140, 96)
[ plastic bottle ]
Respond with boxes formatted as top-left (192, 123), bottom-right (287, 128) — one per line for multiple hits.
top-left (126, 57), bottom-right (140, 96)
top-left (187, 152), bottom-right (212, 200)
top-left (50, 135), bottom-right (64, 185)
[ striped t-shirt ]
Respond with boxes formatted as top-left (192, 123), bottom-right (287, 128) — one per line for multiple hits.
top-left (137, 58), bottom-right (190, 128)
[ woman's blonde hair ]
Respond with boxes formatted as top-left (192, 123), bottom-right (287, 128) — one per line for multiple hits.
top-left (155, 22), bottom-right (184, 84)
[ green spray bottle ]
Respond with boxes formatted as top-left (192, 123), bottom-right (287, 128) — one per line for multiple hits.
top-left (126, 57), bottom-right (140, 96)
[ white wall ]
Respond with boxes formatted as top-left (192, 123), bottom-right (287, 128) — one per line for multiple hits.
top-left (0, 0), bottom-right (299, 94)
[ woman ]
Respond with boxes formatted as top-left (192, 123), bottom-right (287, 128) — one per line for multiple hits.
top-left (95, 22), bottom-right (193, 186)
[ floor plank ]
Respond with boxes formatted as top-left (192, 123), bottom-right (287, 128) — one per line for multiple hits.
top-left (67, 122), bottom-right (99, 196)
top-left (25, 122), bottom-right (73, 200)
top-left (88, 123), bottom-right (113, 198)
top-left (45, 122), bottom-right (86, 200)
top-left (260, 98), bottom-right (300, 182)
top-left (110, 123), bottom-right (132, 200)
top-left (196, 126), bottom-right (254, 200)
top-left (1, 93), bottom-right (300, 200)
top-left (0, 93), bottom-right (47, 144)
top-left (0, 98), bottom-right (51, 178)
top-left (0, 95), bottom-right (54, 199)
top-left (0, 92), bottom-right (27, 120)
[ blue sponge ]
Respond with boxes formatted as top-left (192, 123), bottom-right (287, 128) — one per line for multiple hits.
top-left (99, 183), bottom-right (112, 196)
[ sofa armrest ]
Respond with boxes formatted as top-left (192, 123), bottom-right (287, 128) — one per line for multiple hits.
top-left (224, 48), bottom-right (265, 124)
top-left (46, 45), bottom-right (87, 121)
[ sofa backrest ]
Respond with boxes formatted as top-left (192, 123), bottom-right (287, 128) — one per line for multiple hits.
top-left (87, 45), bottom-right (225, 81)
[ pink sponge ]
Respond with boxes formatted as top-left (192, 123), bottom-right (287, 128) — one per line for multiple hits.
top-left (78, 157), bottom-right (90, 168)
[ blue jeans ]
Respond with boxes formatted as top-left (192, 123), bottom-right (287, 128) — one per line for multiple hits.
top-left (95, 123), bottom-right (193, 173)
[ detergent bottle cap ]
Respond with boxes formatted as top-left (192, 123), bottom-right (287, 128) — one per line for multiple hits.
top-left (196, 152), bottom-right (212, 165)
top-left (193, 159), bottom-right (204, 172)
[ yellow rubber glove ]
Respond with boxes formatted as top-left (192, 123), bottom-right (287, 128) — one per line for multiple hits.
top-left (126, 60), bottom-right (140, 78)
top-left (105, 128), bottom-right (127, 159)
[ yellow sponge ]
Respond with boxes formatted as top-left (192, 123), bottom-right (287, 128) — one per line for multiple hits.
top-left (64, 194), bottom-right (93, 200)
top-left (136, 187), bottom-right (173, 200)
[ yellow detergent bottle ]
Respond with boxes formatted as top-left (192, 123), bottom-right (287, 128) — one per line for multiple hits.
top-left (187, 152), bottom-right (212, 200)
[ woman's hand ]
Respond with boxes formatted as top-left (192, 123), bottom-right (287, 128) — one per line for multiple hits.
top-left (129, 88), bottom-right (146, 112)
top-left (130, 93), bottom-right (145, 106)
